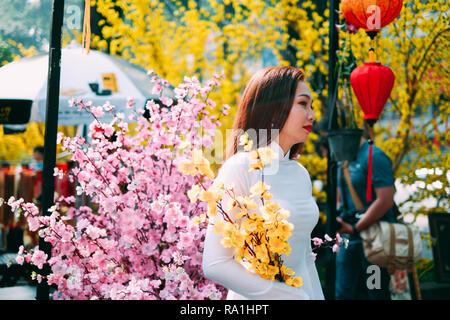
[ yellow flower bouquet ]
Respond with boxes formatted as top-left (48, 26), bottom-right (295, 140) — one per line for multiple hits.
top-left (180, 133), bottom-right (303, 288)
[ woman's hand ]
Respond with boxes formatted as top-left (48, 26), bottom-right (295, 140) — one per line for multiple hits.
top-left (336, 217), bottom-right (354, 235)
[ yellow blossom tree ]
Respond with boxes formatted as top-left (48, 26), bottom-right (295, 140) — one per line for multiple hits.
top-left (92, 0), bottom-right (330, 215)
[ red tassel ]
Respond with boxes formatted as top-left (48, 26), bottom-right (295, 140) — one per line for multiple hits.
top-left (366, 127), bottom-right (373, 203)
top-left (446, 119), bottom-right (450, 148)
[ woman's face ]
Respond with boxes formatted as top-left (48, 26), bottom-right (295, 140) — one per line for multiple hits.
top-left (279, 81), bottom-right (316, 145)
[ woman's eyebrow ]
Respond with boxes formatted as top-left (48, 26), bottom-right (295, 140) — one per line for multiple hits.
top-left (297, 94), bottom-right (311, 99)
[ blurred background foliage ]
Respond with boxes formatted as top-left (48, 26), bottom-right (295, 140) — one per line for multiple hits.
top-left (0, 0), bottom-right (448, 223)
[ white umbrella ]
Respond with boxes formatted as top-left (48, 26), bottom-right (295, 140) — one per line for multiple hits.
top-left (0, 42), bottom-right (173, 127)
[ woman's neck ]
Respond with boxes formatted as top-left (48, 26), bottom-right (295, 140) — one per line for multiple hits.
top-left (274, 136), bottom-right (291, 157)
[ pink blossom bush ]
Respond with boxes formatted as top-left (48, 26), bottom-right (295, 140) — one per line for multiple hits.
top-left (4, 72), bottom-right (227, 300)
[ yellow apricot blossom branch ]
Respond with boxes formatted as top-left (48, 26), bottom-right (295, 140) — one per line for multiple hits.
top-left (180, 132), bottom-right (303, 288)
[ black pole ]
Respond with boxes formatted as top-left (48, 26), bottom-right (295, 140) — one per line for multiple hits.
top-left (324, 0), bottom-right (340, 300)
top-left (36, 0), bottom-right (65, 300)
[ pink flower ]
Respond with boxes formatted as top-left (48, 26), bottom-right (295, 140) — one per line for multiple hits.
top-left (324, 234), bottom-right (332, 242)
top-left (11, 74), bottom-right (226, 300)
top-left (91, 106), bottom-right (105, 118)
top-left (77, 218), bottom-right (90, 230)
top-left (8, 197), bottom-right (23, 213)
top-left (27, 216), bottom-right (41, 232)
top-left (24, 254), bottom-right (32, 263)
top-left (332, 244), bottom-right (340, 253)
top-left (16, 255), bottom-right (24, 265)
top-left (311, 252), bottom-right (317, 262)
top-left (86, 225), bottom-right (105, 240)
top-left (336, 232), bottom-right (342, 245)
top-left (345, 22), bottom-right (359, 34)
top-left (178, 215), bottom-right (189, 228)
top-left (177, 232), bottom-right (193, 250)
top-left (160, 96), bottom-right (173, 107)
top-left (152, 83), bottom-right (162, 95)
top-left (174, 88), bottom-right (187, 99)
top-left (103, 125), bottom-right (115, 138)
top-left (312, 237), bottom-right (323, 247)
top-left (54, 167), bottom-right (64, 179)
top-left (31, 249), bottom-right (48, 269)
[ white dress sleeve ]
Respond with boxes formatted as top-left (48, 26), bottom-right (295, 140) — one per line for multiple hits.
top-left (202, 155), bottom-right (310, 300)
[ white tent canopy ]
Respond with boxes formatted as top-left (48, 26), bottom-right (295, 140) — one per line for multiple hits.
top-left (0, 42), bottom-right (173, 126)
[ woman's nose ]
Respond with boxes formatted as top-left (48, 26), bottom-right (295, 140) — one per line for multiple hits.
top-left (309, 108), bottom-right (316, 121)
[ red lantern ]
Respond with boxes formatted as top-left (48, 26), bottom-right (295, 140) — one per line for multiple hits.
top-left (350, 62), bottom-right (395, 202)
top-left (341, 0), bottom-right (403, 39)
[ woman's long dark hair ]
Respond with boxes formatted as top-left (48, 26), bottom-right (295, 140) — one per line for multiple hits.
top-left (225, 66), bottom-right (306, 161)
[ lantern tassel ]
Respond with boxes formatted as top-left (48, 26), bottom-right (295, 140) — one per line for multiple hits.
top-left (82, 0), bottom-right (91, 54)
top-left (366, 127), bottom-right (373, 203)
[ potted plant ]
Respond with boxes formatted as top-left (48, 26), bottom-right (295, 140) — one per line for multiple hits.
top-left (327, 21), bottom-right (363, 162)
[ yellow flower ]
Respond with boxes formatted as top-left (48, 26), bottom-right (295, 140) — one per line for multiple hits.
top-left (198, 162), bottom-right (215, 179)
top-left (207, 203), bottom-right (218, 217)
top-left (192, 148), bottom-right (204, 166)
top-left (254, 262), bottom-right (271, 279)
top-left (235, 207), bottom-right (248, 219)
top-left (179, 160), bottom-right (197, 176)
top-left (278, 221), bottom-right (294, 239)
top-left (258, 147), bottom-right (277, 165)
top-left (277, 208), bottom-right (290, 220)
top-left (281, 266), bottom-right (295, 277)
top-left (235, 246), bottom-right (246, 262)
top-left (192, 213), bottom-right (207, 224)
top-left (186, 148), bottom-right (215, 179)
top-left (213, 219), bottom-right (226, 234)
top-left (249, 160), bottom-right (264, 172)
top-left (221, 237), bottom-right (233, 248)
top-left (254, 245), bottom-right (270, 263)
top-left (262, 191), bottom-right (273, 200)
top-left (199, 186), bottom-right (221, 204)
top-left (268, 237), bottom-right (286, 254)
top-left (243, 139), bottom-right (253, 151)
top-left (267, 265), bottom-right (280, 280)
top-left (291, 276), bottom-right (303, 288)
top-left (227, 197), bottom-right (238, 210)
top-left (241, 218), bottom-right (258, 233)
top-left (260, 202), bottom-right (280, 217)
top-left (233, 231), bottom-right (246, 248)
top-left (249, 181), bottom-right (270, 198)
top-left (187, 184), bottom-right (201, 203)
top-left (223, 220), bottom-right (239, 236)
top-left (239, 133), bottom-right (249, 146)
top-left (237, 195), bottom-right (258, 211)
top-left (249, 150), bottom-right (259, 160)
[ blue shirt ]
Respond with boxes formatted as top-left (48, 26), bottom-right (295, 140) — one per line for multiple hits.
top-left (337, 140), bottom-right (397, 240)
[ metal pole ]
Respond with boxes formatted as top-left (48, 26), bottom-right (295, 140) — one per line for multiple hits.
top-left (36, 0), bottom-right (65, 300)
top-left (324, 0), bottom-right (340, 300)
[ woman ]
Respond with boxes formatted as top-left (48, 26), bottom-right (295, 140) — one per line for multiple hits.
top-left (335, 121), bottom-right (397, 300)
top-left (202, 66), bottom-right (324, 300)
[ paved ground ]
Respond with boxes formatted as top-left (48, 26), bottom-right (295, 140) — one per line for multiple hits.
top-left (0, 282), bottom-right (36, 300)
